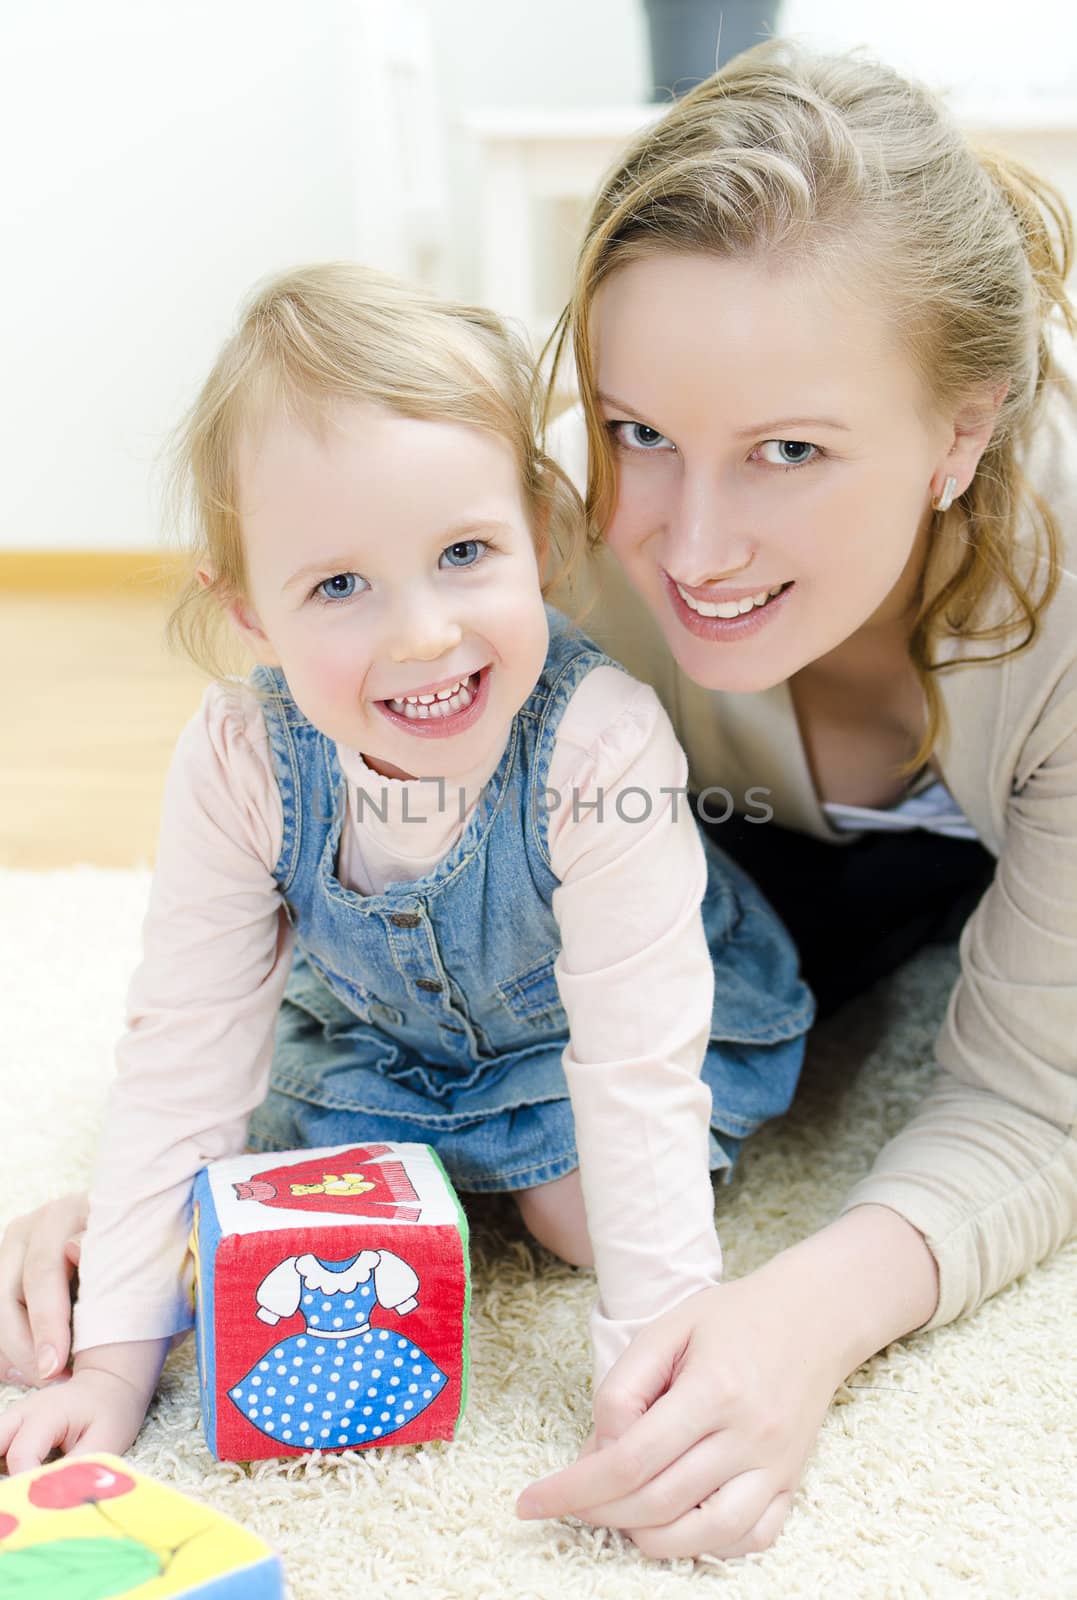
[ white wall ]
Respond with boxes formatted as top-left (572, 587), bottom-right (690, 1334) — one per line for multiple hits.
top-left (781, 0), bottom-right (1077, 101)
top-left (2, 1), bottom-right (361, 551)
top-left (2, 0), bottom-right (1074, 552)
top-left (0, 0), bottom-right (644, 553)
top-left (421, 0), bottom-right (648, 301)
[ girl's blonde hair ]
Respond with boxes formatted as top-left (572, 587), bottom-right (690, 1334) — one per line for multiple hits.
top-left (548, 38), bottom-right (1076, 772)
top-left (166, 261), bottom-right (585, 682)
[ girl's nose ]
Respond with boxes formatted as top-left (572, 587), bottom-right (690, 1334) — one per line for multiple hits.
top-left (387, 601), bottom-right (464, 664)
top-left (662, 473), bottom-right (755, 588)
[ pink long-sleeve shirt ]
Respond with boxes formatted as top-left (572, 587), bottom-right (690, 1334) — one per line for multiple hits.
top-left (73, 662), bottom-right (724, 1383)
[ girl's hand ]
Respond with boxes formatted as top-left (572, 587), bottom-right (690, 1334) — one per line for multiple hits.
top-left (0, 1193), bottom-right (89, 1387)
top-left (0, 1366), bottom-right (150, 1473)
top-left (517, 1268), bottom-right (852, 1561)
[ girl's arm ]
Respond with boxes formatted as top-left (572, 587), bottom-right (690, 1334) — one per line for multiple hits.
top-left (0, 1336), bottom-right (170, 1471)
top-left (72, 680), bottom-right (293, 1358)
top-left (544, 665), bottom-right (724, 1385)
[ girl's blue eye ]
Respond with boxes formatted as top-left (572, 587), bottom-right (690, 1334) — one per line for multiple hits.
top-left (608, 421), bottom-right (676, 452)
top-left (439, 539), bottom-right (488, 568)
top-left (314, 572), bottom-right (368, 603)
top-left (758, 439), bottom-right (819, 468)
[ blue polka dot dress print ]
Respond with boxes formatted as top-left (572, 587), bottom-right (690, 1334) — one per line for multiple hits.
top-left (228, 1252), bottom-right (445, 1449)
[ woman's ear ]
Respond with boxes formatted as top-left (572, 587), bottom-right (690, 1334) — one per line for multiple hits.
top-left (933, 378), bottom-right (1010, 502)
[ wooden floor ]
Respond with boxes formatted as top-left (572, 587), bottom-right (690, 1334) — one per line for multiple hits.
top-left (0, 585), bottom-right (214, 869)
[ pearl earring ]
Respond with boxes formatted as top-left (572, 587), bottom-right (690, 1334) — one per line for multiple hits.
top-left (932, 475), bottom-right (959, 512)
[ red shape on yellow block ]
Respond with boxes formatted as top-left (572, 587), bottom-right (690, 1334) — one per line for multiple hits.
top-left (28, 1461), bottom-right (135, 1510)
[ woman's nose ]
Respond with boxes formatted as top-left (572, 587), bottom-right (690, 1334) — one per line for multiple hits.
top-left (661, 473), bottom-right (755, 587)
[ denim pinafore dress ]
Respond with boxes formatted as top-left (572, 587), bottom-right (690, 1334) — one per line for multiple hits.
top-left (246, 610), bottom-right (814, 1191)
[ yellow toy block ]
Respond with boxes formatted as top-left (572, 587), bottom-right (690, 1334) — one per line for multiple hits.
top-left (0, 1453), bottom-right (282, 1597)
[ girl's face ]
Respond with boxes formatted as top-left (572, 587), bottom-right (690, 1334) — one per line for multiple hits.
top-left (226, 402), bottom-right (550, 780)
top-left (592, 251), bottom-right (988, 693)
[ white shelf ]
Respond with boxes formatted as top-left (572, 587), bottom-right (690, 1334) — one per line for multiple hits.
top-left (464, 100), bottom-right (1077, 341)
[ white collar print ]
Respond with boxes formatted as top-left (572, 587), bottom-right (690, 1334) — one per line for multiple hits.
top-left (295, 1251), bottom-right (380, 1295)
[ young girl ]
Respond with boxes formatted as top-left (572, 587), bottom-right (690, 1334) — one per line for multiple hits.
top-left (0, 261), bottom-right (811, 1469)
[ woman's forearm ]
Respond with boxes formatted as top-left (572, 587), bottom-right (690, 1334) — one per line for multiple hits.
top-left (757, 1202), bottom-right (941, 1377)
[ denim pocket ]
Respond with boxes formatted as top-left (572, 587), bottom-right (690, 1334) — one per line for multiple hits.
top-left (495, 947), bottom-right (565, 1026)
top-left (269, 999), bottom-right (403, 1112)
top-left (300, 949), bottom-right (378, 1027)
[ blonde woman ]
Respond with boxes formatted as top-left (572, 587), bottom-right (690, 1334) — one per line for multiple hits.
top-left (513, 38), bottom-right (1077, 1558)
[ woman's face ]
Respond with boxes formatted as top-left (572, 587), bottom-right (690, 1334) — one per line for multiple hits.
top-left (592, 251), bottom-right (968, 692)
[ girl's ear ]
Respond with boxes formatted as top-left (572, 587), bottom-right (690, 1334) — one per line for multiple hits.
top-left (225, 597), bottom-right (281, 667)
top-left (534, 511), bottom-right (552, 588)
top-left (530, 475), bottom-right (556, 588)
top-left (198, 566), bottom-right (281, 666)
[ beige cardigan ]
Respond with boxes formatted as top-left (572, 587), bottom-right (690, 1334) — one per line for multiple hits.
top-left (549, 375), bottom-right (1077, 1333)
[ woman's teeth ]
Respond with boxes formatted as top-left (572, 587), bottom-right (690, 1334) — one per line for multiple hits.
top-left (676, 583), bottom-right (786, 619)
top-left (386, 673), bottom-right (478, 719)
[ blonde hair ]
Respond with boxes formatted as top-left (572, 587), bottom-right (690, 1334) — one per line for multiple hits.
top-left (165, 261), bottom-right (585, 682)
top-left (548, 38), bottom-right (1076, 772)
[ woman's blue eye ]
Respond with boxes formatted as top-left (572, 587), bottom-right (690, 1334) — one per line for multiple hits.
top-left (758, 439), bottom-right (819, 468)
top-left (439, 539), bottom-right (488, 568)
top-left (609, 421), bottom-right (676, 452)
top-left (314, 572), bottom-right (368, 603)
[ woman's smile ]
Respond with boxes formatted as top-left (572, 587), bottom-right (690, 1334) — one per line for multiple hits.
top-left (664, 569), bottom-right (795, 640)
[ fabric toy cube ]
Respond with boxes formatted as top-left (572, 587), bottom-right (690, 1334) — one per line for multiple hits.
top-left (0, 1452), bottom-right (282, 1597)
top-left (190, 1141), bottom-right (470, 1461)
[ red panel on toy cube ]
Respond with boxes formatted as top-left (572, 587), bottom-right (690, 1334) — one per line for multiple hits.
top-left (191, 1142), bottom-right (469, 1461)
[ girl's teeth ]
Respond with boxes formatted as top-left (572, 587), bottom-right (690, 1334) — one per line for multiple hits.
top-left (676, 583), bottom-right (785, 619)
top-left (386, 673), bottom-right (478, 719)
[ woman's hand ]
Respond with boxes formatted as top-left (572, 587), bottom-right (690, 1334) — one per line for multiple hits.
top-left (0, 1193), bottom-right (89, 1387)
top-left (517, 1207), bottom-right (938, 1561)
top-left (518, 1271), bottom-right (844, 1559)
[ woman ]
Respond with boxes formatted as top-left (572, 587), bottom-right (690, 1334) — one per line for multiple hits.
top-left (3, 41), bottom-right (1075, 1561)
top-left (514, 38), bottom-right (1077, 1558)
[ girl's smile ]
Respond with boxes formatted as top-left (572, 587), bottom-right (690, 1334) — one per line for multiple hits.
top-left (376, 664), bottom-right (492, 737)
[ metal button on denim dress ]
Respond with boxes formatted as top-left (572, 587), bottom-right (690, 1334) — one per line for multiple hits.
top-left (246, 608), bottom-right (815, 1191)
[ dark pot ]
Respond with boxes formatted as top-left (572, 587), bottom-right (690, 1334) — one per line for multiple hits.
top-left (642, 0), bottom-right (782, 100)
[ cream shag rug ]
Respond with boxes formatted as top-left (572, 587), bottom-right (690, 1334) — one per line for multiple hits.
top-left (1, 867), bottom-right (1074, 1600)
